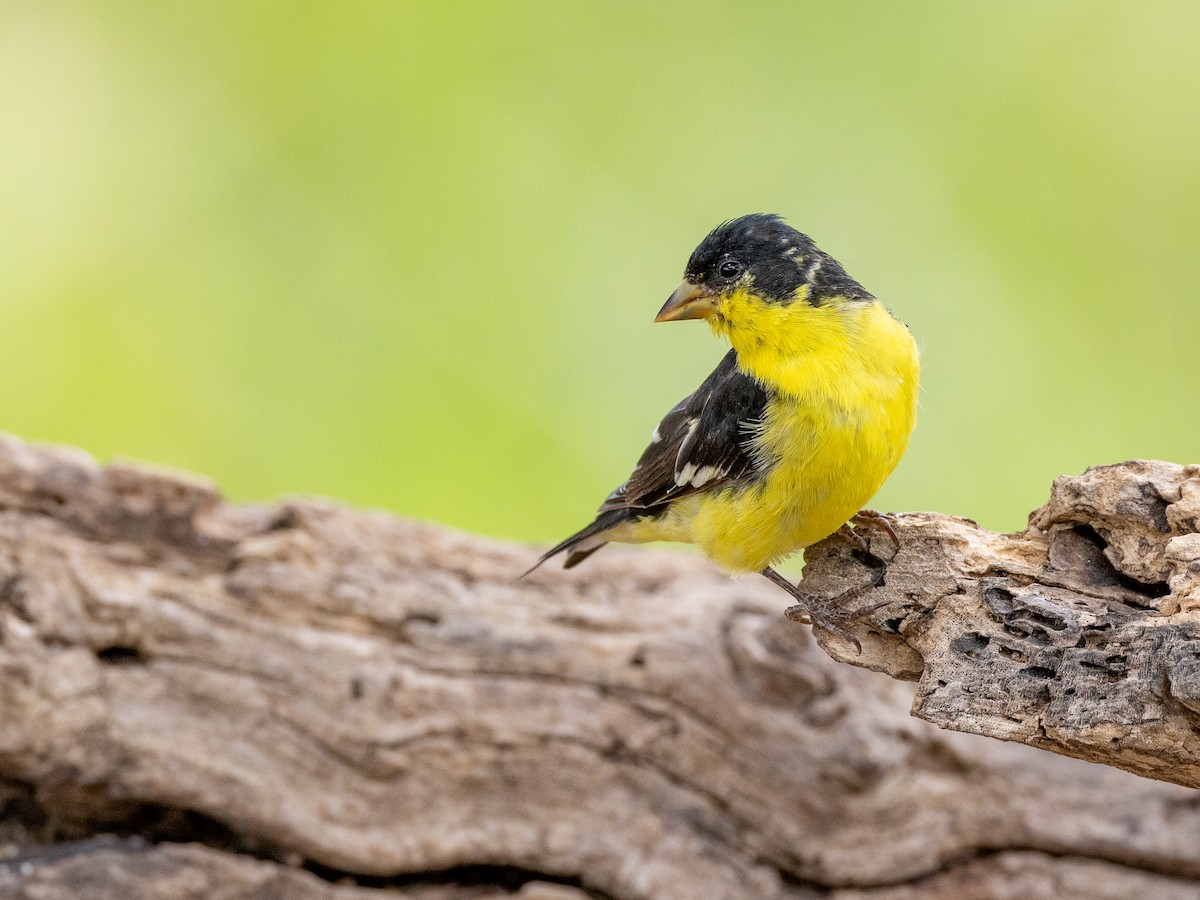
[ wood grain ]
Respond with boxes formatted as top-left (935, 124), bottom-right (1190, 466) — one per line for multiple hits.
top-left (0, 436), bottom-right (1197, 899)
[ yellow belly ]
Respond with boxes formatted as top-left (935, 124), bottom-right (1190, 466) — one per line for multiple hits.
top-left (688, 389), bottom-right (914, 572)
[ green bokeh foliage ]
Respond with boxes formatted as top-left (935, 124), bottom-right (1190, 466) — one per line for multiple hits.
top-left (2, 2), bottom-right (1198, 547)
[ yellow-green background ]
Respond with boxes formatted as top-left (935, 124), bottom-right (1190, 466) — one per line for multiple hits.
top-left (2, 2), bottom-right (1198, 548)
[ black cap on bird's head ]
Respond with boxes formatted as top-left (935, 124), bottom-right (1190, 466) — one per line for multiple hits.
top-left (656, 214), bottom-right (872, 323)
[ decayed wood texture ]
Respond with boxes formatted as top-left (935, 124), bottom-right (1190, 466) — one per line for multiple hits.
top-left (799, 460), bottom-right (1200, 790)
top-left (0, 435), bottom-right (1199, 899)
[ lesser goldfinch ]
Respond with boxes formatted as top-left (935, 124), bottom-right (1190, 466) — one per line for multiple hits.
top-left (528, 214), bottom-right (919, 646)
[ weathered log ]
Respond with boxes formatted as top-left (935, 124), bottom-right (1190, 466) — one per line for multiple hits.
top-left (799, 460), bottom-right (1200, 789)
top-left (0, 435), bottom-right (1198, 899)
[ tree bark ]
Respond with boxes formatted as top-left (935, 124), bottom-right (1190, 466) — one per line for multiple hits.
top-left (799, 460), bottom-right (1200, 790)
top-left (0, 436), bottom-right (1198, 899)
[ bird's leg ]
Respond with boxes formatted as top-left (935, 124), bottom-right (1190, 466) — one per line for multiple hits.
top-left (850, 509), bottom-right (901, 555)
top-left (761, 567), bottom-right (886, 655)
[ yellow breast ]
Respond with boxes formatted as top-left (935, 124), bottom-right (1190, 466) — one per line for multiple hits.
top-left (688, 293), bottom-right (919, 573)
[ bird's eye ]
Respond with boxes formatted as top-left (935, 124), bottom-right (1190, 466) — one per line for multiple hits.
top-left (717, 260), bottom-right (743, 280)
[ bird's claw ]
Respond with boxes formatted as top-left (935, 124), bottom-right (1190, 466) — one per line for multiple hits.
top-left (835, 523), bottom-right (870, 555)
top-left (782, 587), bottom-right (890, 655)
top-left (762, 567), bottom-right (889, 655)
top-left (849, 509), bottom-right (901, 556)
top-left (784, 602), bottom-right (863, 653)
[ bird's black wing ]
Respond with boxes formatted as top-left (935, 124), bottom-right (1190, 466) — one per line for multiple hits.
top-left (525, 349), bottom-right (768, 573)
top-left (600, 348), bottom-right (768, 512)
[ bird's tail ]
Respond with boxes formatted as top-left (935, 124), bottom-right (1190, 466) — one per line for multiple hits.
top-left (518, 508), bottom-right (632, 579)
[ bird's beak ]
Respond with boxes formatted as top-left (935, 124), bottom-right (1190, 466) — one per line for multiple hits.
top-left (655, 281), bottom-right (716, 323)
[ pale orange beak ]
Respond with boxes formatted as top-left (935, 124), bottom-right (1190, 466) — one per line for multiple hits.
top-left (654, 280), bottom-right (716, 323)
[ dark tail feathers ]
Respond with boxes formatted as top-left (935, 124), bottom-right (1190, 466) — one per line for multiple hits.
top-left (519, 508), bottom-right (633, 579)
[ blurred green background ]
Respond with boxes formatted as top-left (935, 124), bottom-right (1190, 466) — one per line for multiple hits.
top-left (2, 2), bottom-right (1198, 548)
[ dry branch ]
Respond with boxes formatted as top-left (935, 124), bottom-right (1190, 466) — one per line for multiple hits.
top-left (799, 460), bottom-right (1200, 789)
top-left (0, 435), bottom-right (1198, 899)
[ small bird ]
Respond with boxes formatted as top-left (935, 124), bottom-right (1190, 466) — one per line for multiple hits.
top-left (528, 214), bottom-right (919, 646)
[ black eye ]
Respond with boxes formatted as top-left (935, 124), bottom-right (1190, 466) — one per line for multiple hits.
top-left (717, 259), bottom-right (743, 279)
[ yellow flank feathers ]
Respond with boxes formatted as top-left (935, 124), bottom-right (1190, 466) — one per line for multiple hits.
top-left (690, 291), bottom-right (919, 572)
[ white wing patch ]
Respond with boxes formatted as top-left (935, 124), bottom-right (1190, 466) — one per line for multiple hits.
top-left (672, 416), bottom-right (727, 488)
top-left (674, 462), bottom-right (723, 488)
top-left (597, 349), bottom-right (768, 515)
top-left (672, 417), bottom-right (701, 485)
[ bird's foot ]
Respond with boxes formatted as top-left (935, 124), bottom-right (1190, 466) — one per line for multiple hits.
top-left (835, 523), bottom-right (870, 555)
top-left (782, 590), bottom-right (889, 655)
top-left (849, 509), bottom-right (901, 556)
top-left (762, 568), bottom-right (886, 655)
